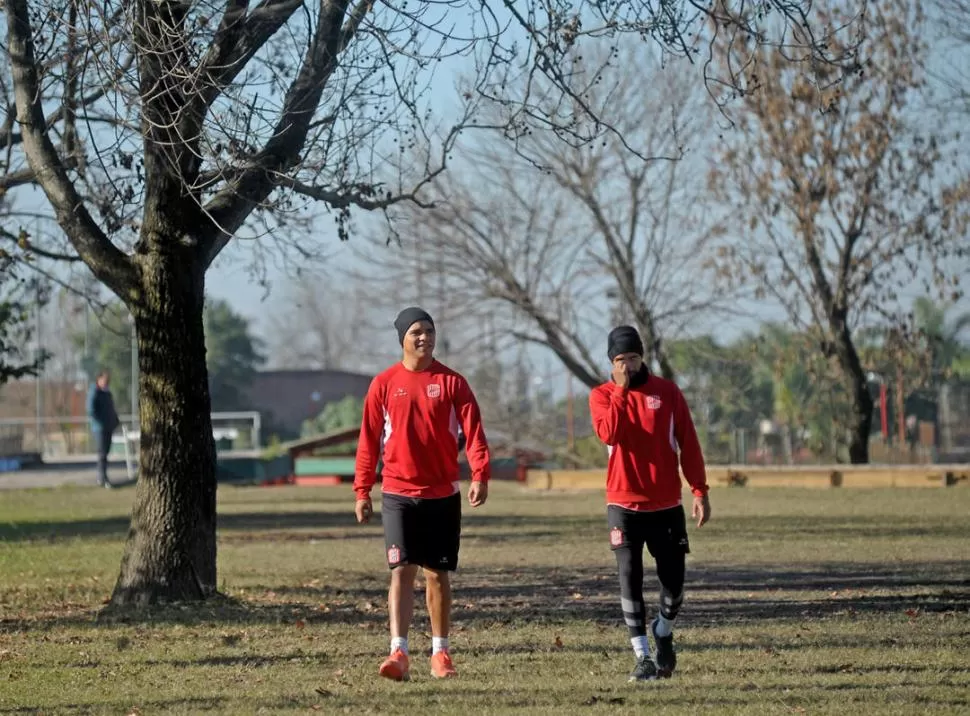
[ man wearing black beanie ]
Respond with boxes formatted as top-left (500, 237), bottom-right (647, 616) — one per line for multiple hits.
top-left (394, 306), bottom-right (434, 345)
top-left (590, 325), bottom-right (711, 682)
top-left (607, 325), bottom-right (645, 364)
top-left (354, 306), bottom-right (491, 683)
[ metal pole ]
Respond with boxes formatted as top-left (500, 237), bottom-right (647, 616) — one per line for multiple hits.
top-left (130, 314), bottom-right (138, 429)
top-left (896, 364), bottom-right (905, 448)
top-left (566, 372), bottom-right (575, 451)
top-left (83, 301), bottom-right (90, 381)
top-left (35, 282), bottom-right (43, 455)
top-left (437, 253), bottom-right (449, 360)
top-left (939, 382), bottom-right (951, 453)
top-left (415, 236), bottom-right (424, 307)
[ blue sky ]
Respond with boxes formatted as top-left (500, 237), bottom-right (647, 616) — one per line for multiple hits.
top-left (201, 15), bottom-right (970, 354)
top-left (13, 3), bottom-right (970, 377)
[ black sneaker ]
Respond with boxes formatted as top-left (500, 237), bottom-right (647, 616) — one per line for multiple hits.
top-left (628, 654), bottom-right (658, 682)
top-left (651, 618), bottom-right (676, 678)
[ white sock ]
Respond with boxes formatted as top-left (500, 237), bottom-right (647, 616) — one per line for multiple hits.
top-left (654, 614), bottom-right (674, 638)
top-left (631, 635), bottom-right (649, 658)
top-left (432, 636), bottom-right (449, 654)
top-left (390, 637), bottom-right (408, 655)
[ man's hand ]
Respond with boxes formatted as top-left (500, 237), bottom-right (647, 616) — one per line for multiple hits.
top-left (355, 497), bottom-right (373, 524)
top-left (468, 481), bottom-right (488, 507)
top-left (612, 362), bottom-right (630, 389)
top-left (692, 494), bottom-right (711, 528)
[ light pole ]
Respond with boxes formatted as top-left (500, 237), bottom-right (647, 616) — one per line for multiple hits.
top-left (34, 279), bottom-right (44, 455)
top-left (81, 272), bottom-right (100, 383)
top-left (867, 371), bottom-right (888, 443)
top-left (83, 303), bottom-right (90, 378)
top-left (130, 313), bottom-right (138, 427)
top-left (566, 371), bottom-right (575, 451)
top-left (605, 288), bottom-right (624, 326)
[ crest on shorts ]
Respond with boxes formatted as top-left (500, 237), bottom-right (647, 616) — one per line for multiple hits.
top-left (610, 527), bottom-right (623, 547)
top-left (646, 395), bottom-right (662, 410)
top-left (426, 383), bottom-right (442, 399)
top-left (387, 545), bottom-right (401, 564)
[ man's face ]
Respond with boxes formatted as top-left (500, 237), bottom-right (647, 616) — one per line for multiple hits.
top-left (404, 320), bottom-right (435, 359)
top-left (612, 353), bottom-right (643, 375)
top-left (97, 373), bottom-right (110, 389)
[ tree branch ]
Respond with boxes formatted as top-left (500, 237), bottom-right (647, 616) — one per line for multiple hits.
top-left (195, 0), bottom-right (305, 109)
top-left (339, 0), bottom-right (374, 52)
top-left (511, 330), bottom-right (603, 389)
top-left (832, 170), bottom-right (877, 313)
top-left (280, 176), bottom-right (435, 210)
top-left (5, 0), bottom-right (136, 297)
top-left (0, 166), bottom-right (38, 192)
top-left (201, 0), bottom-right (355, 266)
top-left (0, 20), bottom-right (130, 150)
top-left (0, 227), bottom-right (82, 262)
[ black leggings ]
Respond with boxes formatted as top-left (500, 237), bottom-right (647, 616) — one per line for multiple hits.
top-left (609, 505), bottom-right (688, 637)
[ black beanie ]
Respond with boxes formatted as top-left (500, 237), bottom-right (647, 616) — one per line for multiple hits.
top-left (607, 325), bottom-right (644, 361)
top-left (394, 307), bottom-right (434, 345)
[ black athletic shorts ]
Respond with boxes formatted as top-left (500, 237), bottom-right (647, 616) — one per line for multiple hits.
top-left (607, 504), bottom-right (690, 557)
top-left (380, 492), bottom-right (462, 571)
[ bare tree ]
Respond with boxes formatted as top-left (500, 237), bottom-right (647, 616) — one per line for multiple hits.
top-left (265, 271), bottom-right (394, 372)
top-left (4, 0), bottom-right (867, 604)
top-left (0, 250), bottom-right (48, 385)
top-left (362, 49), bottom-right (727, 387)
top-left (709, 0), bottom-right (970, 464)
top-left (928, 0), bottom-right (970, 114)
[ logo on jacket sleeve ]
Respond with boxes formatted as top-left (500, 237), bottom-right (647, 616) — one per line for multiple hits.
top-left (646, 395), bottom-right (663, 410)
top-left (610, 527), bottom-right (623, 547)
top-left (426, 383), bottom-right (441, 399)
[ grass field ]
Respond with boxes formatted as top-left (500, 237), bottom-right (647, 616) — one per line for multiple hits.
top-left (1, 483), bottom-right (968, 715)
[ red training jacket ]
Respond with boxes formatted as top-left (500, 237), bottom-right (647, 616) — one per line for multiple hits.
top-left (354, 360), bottom-right (491, 499)
top-left (589, 373), bottom-right (708, 510)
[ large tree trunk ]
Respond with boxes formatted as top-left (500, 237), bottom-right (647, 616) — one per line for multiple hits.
top-left (834, 333), bottom-right (874, 465)
top-left (846, 380), bottom-right (874, 464)
top-left (111, 245), bottom-right (217, 605)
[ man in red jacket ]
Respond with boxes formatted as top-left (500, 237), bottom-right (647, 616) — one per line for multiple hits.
top-left (354, 307), bottom-right (491, 682)
top-left (589, 325), bottom-right (711, 682)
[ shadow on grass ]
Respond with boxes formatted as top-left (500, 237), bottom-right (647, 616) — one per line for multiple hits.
top-left (0, 509), bottom-right (369, 542)
top-left (449, 561), bottom-right (970, 626)
top-left (0, 509), bottom-right (600, 545)
top-left (6, 507), bottom-right (967, 544)
top-left (0, 696), bottom-right (227, 714)
top-left (129, 650), bottom-right (331, 670)
top-left (233, 508), bottom-right (966, 546)
top-left (0, 507), bottom-right (556, 543)
top-left (3, 560), bottom-right (966, 638)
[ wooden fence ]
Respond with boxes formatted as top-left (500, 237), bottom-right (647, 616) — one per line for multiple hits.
top-left (524, 464), bottom-right (970, 490)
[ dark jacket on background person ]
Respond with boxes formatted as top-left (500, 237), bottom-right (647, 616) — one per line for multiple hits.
top-left (87, 384), bottom-right (119, 434)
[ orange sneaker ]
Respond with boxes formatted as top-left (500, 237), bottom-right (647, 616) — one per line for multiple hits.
top-left (379, 649), bottom-right (410, 681)
top-left (430, 650), bottom-right (458, 678)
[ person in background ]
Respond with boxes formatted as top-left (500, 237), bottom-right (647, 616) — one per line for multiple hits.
top-left (87, 370), bottom-right (119, 489)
